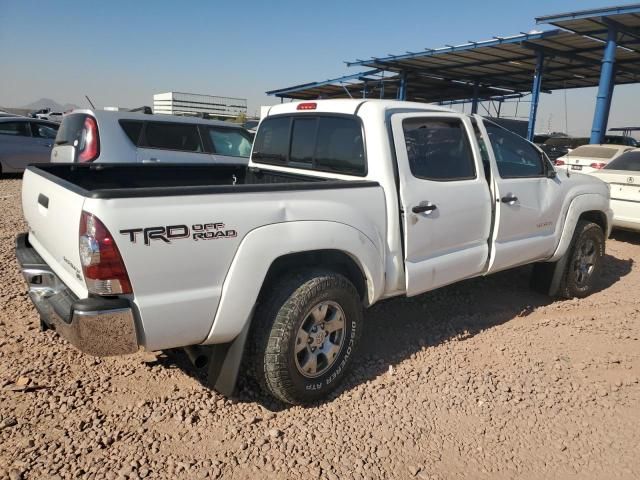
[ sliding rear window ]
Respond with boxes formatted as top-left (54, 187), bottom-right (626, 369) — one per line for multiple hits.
top-left (252, 115), bottom-right (366, 176)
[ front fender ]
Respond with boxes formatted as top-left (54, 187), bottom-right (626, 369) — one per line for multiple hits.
top-left (548, 193), bottom-right (613, 262)
top-left (201, 221), bottom-right (385, 344)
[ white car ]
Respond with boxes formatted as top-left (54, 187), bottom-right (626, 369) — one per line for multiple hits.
top-left (51, 109), bottom-right (253, 165)
top-left (555, 144), bottom-right (634, 173)
top-left (590, 149), bottom-right (640, 232)
top-left (17, 99), bottom-right (612, 404)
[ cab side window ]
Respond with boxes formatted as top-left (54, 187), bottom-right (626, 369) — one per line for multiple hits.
top-left (484, 122), bottom-right (544, 178)
top-left (403, 118), bottom-right (476, 181)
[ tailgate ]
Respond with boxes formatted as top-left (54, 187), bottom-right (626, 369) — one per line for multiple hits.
top-left (21, 168), bottom-right (88, 298)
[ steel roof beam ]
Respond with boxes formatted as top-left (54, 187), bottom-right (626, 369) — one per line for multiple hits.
top-left (345, 30), bottom-right (563, 67)
top-left (536, 4), bottom-right (640, 24)
top-left (603, 17), bottom-right (640, 41)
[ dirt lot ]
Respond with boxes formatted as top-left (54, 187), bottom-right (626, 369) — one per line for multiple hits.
top-left (1, 176), bottom-right (639, 480)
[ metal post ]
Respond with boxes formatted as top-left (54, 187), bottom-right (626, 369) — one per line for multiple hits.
top-left (397, 72), bottom-right (408, 101)
top-left (471, 80), bottom-right (480, 114)
top-left (602, 64), bottom-right (616, 137)
top-left (527, 51), bottom-right (544, 142)
top-left (590, 25), bottom-right (617, 144)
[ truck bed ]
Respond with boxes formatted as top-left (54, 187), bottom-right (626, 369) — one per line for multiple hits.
top-left (22, 161), bottom-right (386, 351)
top-left (28, 163), bottom-right (376, 199)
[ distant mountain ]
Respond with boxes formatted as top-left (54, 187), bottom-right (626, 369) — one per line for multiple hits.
top-left (21, 98), bottom-right (80, 112)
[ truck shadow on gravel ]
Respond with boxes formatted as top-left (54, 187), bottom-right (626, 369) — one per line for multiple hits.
top-left (611, 229), bottom-right (640, 246)
top-left (159, 254), bottom-right (632, 411)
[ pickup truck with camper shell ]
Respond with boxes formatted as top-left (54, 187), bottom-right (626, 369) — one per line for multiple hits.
top-left (17, 99), bottom-right (612, 405)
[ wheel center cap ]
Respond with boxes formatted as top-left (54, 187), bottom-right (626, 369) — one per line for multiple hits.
top-left (310, 330), bottom-right (326, 347)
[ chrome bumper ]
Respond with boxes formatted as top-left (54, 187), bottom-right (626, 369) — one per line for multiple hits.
top-left (16, 233), bottom-right (139, 357)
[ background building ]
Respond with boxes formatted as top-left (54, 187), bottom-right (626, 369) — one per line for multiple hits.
top-left (153, 92), bottom-right (247, 119)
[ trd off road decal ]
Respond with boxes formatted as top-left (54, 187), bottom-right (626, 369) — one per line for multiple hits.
top-left (120, 223), bottom-right (237, 246)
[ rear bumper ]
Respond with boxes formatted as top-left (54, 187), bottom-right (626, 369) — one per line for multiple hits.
top-left (16, 233), bottom-right (139, 356)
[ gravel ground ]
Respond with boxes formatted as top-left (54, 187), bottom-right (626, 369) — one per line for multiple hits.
top-left (1, 176), bottom-right (639, 480)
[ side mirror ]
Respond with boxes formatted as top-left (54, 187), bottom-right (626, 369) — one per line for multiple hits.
top-left (546, 168), bottom-right (557, 179)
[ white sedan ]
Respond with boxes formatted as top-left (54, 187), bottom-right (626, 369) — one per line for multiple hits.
top-left (555, 144), bottom-right (634, 173)
top-left (590, 149), bottom-right (640, 232)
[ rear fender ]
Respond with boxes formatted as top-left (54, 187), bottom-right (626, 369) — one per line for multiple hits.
top-left (201, 221), bottom-right (385, 345)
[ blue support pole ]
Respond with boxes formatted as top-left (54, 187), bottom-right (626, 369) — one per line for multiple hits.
top-left (590, 26), bottom-right (617, 144)
top-left (471, 80), bottom-right (480, 114)
top-left (527, 50), bottom-right (544, 142)
top-left (397, 72), bottom-right (408, 101)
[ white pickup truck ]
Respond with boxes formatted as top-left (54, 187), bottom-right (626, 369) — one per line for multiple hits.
top-left (17, 99), bottom-right (612, 404)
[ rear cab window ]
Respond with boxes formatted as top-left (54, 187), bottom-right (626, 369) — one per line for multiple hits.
top-left (252, 115), bottom-right (366, 176)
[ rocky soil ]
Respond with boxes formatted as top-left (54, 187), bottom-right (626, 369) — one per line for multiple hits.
top-left (1, 176), bottom-right (639, 479)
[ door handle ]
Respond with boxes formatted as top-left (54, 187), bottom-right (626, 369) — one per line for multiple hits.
top-left (501, 195), bottom-right (518, 204)
top-left (142, 158), bottom-right (159, 163)
top-left (412, 203), bottom-right (437, 214)
top-left (38, 194), bottom-right (49, 208)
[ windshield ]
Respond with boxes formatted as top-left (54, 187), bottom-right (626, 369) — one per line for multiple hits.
top-left (604, 151), bottom-right (640, 171)
top-left (567, 145), bottom-right (619, 159)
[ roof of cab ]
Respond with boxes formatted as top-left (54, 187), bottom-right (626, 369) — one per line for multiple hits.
top-left (265, 99), bottom-right (458, 117)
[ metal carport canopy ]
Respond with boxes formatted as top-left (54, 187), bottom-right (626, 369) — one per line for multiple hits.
top-left (345, 29), bottom-right (640, 93)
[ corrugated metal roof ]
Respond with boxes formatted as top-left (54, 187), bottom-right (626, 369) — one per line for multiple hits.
top-left (268, 6), bottom-right (640, 101)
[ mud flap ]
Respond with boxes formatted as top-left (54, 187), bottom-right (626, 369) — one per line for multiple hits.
top-left (530, 251), bottom-right (570, 298)
top-left (205, 311), bottom-right (253, 396)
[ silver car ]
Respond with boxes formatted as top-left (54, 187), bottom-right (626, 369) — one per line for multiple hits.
top-left (51, 109), bottom-right (253, 165)
top-left (0, 117), bottom-right (59, 174)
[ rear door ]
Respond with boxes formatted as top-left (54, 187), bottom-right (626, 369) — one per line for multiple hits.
top-left (479, 119), bottom-right (563, 272)
top-left (136, 121), bottom-right (210, 163)
top-left (29, 121), bottom-right (58, 162)
top-left (391, 113), bottom-right (492, 296)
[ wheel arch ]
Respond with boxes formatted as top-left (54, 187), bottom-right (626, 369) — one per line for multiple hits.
top-left (259, 249), bottom-right (368, 304)
top-left (549, 194), bottom-right (612, 262)
top-left (201, 220), bottom-right (385, 345)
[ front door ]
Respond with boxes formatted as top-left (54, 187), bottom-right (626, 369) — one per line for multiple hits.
top-left (391, 113), bottom-right (492, 296)
top-left (477, 119), bottom-right (564, 273)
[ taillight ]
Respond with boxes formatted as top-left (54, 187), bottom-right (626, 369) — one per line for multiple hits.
top-left (297, 102), bottom-right (317, 110)
top-left (79, 211), bottom-right (132, 295)
top-left (78, 116), bottom-right (100, 163)
top-left (555, 159), bottom-right (565, 166)
top-left (590, 162), bottom-right (606, 169)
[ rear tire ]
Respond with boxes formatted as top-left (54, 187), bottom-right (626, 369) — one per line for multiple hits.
top-left (250, 270), bottom-right (363, 405)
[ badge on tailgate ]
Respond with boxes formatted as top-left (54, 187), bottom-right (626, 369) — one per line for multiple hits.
top-left (120, 223), bottom-right (237, 246)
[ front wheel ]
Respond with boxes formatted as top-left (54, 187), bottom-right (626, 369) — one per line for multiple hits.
top-left (251, 270), bottom-right (363, 405)
top-left (559, 220), bottom-right (605, 298)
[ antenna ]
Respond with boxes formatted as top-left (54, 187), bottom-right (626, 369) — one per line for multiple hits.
top-left (85, 95), bottom-right (96, 109)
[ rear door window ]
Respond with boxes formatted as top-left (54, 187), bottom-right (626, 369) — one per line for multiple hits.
top-left (144, 122), bottom-right (203, 152)
top-left (0, 121), bottom-right (31, 136)
top-left (207, 127), bottom-right (252, 157)
top-left (403, 118), bottom-right (476, 181)
top-left (252, 115), bottom-right (366, 175)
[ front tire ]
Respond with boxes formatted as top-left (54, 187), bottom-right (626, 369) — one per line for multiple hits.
top-left (559, 220), bottom-right (605, 298)
top-left (251, 270), bottom-right (363, 405)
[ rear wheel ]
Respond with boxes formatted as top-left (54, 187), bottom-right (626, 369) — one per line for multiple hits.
top-left (251, 270), bottom-right (363, 405)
